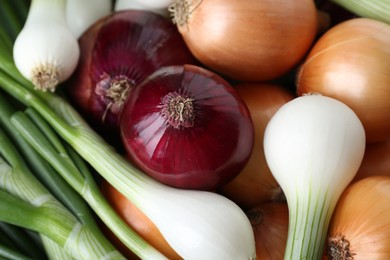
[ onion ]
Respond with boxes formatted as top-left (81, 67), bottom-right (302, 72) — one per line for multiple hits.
top-left (297, 18), bottom-right (390, 143)
top-left (264, 94), bottom-right (366, 259)
top-left (120, 64), bottom-right (254, 190)
top-left (100, 180), bottom-right (181, 260)
top-left (326, 176), bottom-right (390, 259)
top-left (220, 83), bottom-right (294, 208)
top-left (352, 139), bottom-right (390, 183)
top-left (246, 203), bottom-right (289, 260)
top-left (169, 0), bottom-right (318, 82)
top-left (66, 10), bottom-right (197, 141)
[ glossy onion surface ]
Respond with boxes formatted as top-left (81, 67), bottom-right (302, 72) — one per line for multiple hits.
top-left (67, 10), bottom-right (197, 139)
top-left (120, 65), bottom-right (254, 190)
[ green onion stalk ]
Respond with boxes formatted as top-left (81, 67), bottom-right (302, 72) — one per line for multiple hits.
top-left (0, 127), bottom-right (124, 259)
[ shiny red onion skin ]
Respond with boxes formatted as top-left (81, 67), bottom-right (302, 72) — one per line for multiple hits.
top-left (66, 10), bottom-right (197, 143)
top-left (120, 65), bottom-right (254, 190)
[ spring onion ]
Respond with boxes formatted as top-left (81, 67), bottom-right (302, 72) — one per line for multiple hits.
top-left (66, 0), bottom-right (112, 38)
top-left (331, 0), bottom-right (390, 24)
top-left (13, 0), bottom-right (80, 92)
top-left (263, 94), bottom-right (366, 259)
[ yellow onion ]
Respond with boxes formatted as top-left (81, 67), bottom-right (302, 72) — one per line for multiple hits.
top-left (169, 0), bottom-right (318, 82)
top-left (220, 83), bottom-right (294, 208)
top-left (297, 18), bottom-right (390, 143)
top-left (326, 176), bottom-right (390, 259)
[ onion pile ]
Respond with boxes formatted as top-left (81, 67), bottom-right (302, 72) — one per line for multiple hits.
top-left (58, 1), bottom-right (390, 258)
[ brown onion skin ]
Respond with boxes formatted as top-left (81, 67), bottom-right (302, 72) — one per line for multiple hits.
top-left (352, 139), bottom-right (390, 183)
top-left (297, 18), bottom-right (390, 143)
top-left (247, 203), bottom-right (289, 260)
top-left (66, 10), bottom-right (197, 144)
top-left (220, 83), bottom-right (294, 208)
top-left (326, 176), bottom-right (390, 259)
top-left (100, 180), bottom-right (182, 260)
top-left (171, 0), bottom-right (318, 82)
top-left (120, 64), bottom-right (254, 190)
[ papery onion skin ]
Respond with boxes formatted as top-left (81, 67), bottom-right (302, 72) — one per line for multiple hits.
top-left (326, 176), bottom-right (390, 259)
top-left (120, 64), bottom-right (254, 190)
top-left (169, 0), bottom-right (318, 82)
top-left (247, 203), bottom-right (289, 260)
top-left (100, 180), bottom-right (181, 260)
top-left (297, 18), bottom-right (390, 143)
top-left (220, 83), bottom-right (294, 208)
top-left (66, 10), bottom-right (197, 142)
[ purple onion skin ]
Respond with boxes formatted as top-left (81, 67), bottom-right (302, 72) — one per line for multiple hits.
top-left (66, 10), bottom-right (197, 144)
top-left (120, 65), bottom-right (255, 190)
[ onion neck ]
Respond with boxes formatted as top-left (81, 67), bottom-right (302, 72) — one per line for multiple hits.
top-left (27, 0), bottom-right (67, 25)
top-left (327, 235), bottom-right (355, 260)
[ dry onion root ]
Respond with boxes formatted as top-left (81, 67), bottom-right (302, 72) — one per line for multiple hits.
top-left (326, 176), bottom-right (390, 259)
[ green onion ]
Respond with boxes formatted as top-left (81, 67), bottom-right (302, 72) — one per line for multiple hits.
top-left (263, 95), bottom-right (366, 259)
top-left (331, 0), bottom-right (390, 24)
top-left (13, 0), bottom-right (80, 92)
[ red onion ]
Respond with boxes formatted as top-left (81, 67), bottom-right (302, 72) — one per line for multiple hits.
top-left (66, 10), bottom-right (197, 142)
top-left (120, 64), bottom-right (254, 190)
